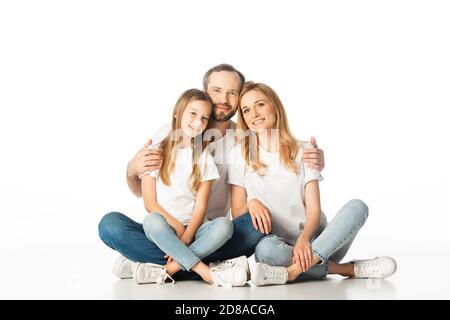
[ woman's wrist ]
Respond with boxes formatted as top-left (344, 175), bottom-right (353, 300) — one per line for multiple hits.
top-left (298, 233), bottom-right (311, 242)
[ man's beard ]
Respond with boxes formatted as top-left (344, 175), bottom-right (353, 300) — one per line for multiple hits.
top-left (212, 103), bottom-right (236, 122)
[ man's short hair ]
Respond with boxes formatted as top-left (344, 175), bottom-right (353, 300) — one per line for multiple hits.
top-left (202, 63), bottom-right (245, 91)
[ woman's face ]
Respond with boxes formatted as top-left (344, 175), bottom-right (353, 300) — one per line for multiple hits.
top-left (180, 99), bottom-right (211, 138)
top-left (240, 90), bottom-right (277, 132)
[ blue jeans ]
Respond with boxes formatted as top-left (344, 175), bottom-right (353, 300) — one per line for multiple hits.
top-left (98, 212), bottom-right (265, 280)
top-left (255, 199), bottom-right (369, 280)
top-left (142, 213), bottom-right (232, 271)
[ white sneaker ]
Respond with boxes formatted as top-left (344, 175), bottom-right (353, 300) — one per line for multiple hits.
top-left (210, 265), bottom-right (248, 287)
top-left (209, 255), bottom-right (249, 275)
top-left (112, 256), bottom-right (137, 279)
top-left (250, 262), bottom-right (288, 286)
top-left (134, 262), bottom-right (175, 285)
top-left (351, 256), bottom-right (397, 279)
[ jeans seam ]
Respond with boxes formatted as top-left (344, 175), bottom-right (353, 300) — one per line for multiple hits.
top-left (313, 213), bottom-right (367, 262)
top-left (147, 231), bottom-right (199, 272)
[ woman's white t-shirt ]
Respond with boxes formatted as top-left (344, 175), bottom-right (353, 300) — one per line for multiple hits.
top-left (149, 146), bottom-right (219, 225)
top-left (227, 141), bottom-right (323, 245)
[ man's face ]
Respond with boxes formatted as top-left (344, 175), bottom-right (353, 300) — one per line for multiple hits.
top-left (206, 71), bottom-right (241, 122)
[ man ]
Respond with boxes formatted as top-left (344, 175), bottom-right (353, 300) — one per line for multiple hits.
top-left (98, 64), bottom-right (325, 281)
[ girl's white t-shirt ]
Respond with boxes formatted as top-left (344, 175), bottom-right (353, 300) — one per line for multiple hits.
top-left (149, 146), bottom-right (219, 225)
top-left (150, 123), bottom-right (237, 220)
top-left (227, 141), bottom-right (323, 245)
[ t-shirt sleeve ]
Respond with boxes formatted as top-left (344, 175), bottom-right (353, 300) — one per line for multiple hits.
top-left (226, 146), bottom-right (246, 187)
top-left (139, 123), bottom-right (171, 178)
top-left (303, 164), bottom-right (323, 187)
top-left (200, 150), bottom-right (220, 182)
top-left (151, 123), bottom-right (171, 145)
top-left (301, 142), bottom-right (323, 187)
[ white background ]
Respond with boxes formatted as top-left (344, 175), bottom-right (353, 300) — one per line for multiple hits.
top-left (0, 0), bottom-right (449, 299)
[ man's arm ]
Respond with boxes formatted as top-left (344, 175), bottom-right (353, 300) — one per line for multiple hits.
top-left (302, 136), bottom-right (325, 172)
top-left (126, 138), bottom-right (163, 198)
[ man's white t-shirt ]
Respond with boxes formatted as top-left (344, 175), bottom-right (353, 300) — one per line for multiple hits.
top-left (227, 141), bottom-right (324, 245)
top-left (151, 122), bottom-right (237, 220)
top-left (149, 146), bottom-right (219, 225)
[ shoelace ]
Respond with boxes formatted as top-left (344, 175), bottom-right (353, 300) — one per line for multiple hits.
top-left (211, 267), bottom-right (235, 287)
top-left (143, 266), bottom-right (175, 285)
top-left (356, 260), bottom-right (379, 276)
top-left (212, 259), bottom-right (235, 269)
top-left (161, 272), bottom-right (175, 285)
top-left (263, 266), bottom-right (286, 281)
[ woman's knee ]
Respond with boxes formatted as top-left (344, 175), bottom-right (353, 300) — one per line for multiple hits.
top-left (347, 199), bottom-right (369, 223)
top-left (143, 212), bottom-right (167, 237)
top-left (255, 236), bottom-right (292, 266)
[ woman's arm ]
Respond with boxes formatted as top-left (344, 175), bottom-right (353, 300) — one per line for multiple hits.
top-left (141, 174), bottom-right (185, 237)
top-left (300, 180), bottom-right (321, 241)
top-left (230, 184), bottom-right (248, 219)
top-left (230, 185), bottom-right (271, 234)
top-left (181, 180), bottom-right (213, 245)
top-left (293, 180), bottom-right (321, 271)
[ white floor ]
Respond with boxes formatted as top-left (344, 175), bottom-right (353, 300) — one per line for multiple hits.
top-left (1, 228), bottom-right (448, 300)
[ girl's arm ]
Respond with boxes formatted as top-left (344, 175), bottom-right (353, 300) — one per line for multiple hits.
top-left (141, 174), bottom-right (185, 237)
top-left (181, 180), bottom-right (213, 245)
top-left (293, 180), bottom-right (321, 271)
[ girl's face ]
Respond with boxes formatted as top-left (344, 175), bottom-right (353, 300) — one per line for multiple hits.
top-left (240, 90), bottom-right (277, 132)
top-left (180, 99), bottom-right (211, 138)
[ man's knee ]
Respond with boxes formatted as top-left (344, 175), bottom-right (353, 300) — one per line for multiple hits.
top-left (98, 212), bottom-right (128, 245)
top-left (233, 213), bottom-right (265, 244)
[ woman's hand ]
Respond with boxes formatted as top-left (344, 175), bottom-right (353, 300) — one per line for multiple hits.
top-left (247, 199), bottom-right (272, 234)
top-left (293, 236), bottom-right (313, 272)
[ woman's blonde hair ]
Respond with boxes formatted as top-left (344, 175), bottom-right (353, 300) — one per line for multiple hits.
top-left (236, 82), bottom-right (300, 175)
top-left (158, 89), bottom-right (213, 192)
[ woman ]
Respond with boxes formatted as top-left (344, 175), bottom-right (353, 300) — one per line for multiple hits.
top-left (227, 82), bottom-right (397, 285)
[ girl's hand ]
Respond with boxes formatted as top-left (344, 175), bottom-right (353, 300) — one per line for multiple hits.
top-left (293, 236), bottom-right (313, 272)
top-left (171, 220), bottom-right (186, 239)
top-left (164, 255), bottom-right (173, 264)
top-left (247, 199), bottom-right (272, 234)
top-left (180, 233), bottom-right (194, 246)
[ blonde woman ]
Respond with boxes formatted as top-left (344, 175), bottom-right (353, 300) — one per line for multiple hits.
top-left (227, 82), bottom-right (397, 285)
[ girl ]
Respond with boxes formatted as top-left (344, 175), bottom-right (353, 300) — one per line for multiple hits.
top-left (134, 88), bottom-right (247, 286)
top-left (226, 82), bottom-right (396, 285)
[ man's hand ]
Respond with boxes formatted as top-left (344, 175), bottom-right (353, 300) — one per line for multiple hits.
top-left (127, 138), bottom-right (163, 178)
top-left (247, 199), bottom-right (272, 235)
top-left (302, 136), bottom-right (325, 172)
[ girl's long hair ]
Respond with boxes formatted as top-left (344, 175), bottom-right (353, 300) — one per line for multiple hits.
top-left (158, 89), bottom-right (212, 192)
top-left (236, 82), bottom-right (300, 175)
